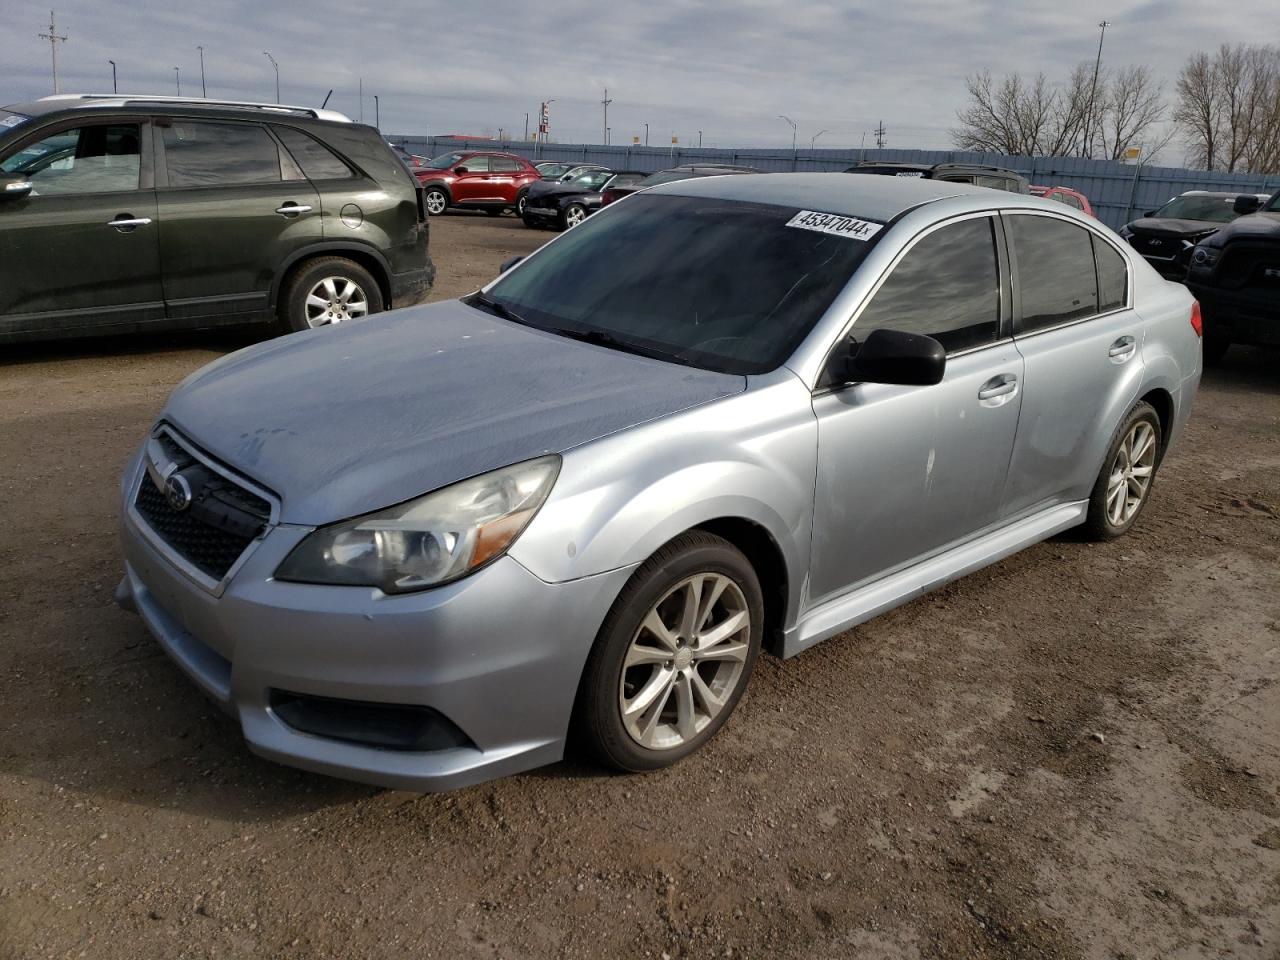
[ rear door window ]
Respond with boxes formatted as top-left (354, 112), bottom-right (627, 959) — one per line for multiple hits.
top-left (1008, 214), bottom-right (1099, 333)
top-left (274, 126), bottom-right (351, 180)
top-left (162, 121), bottom-right (281, 186)
top-left (2, 124), bottom-right (141, 195)
top-left (458, 155), bottom-right (490, 172)
top-left (491, 156), bottom-right (521, 173)
top-left (853, 216), bottom-right (1001, 354)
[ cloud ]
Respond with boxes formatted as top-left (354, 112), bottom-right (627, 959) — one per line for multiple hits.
top-left (1, 0), bottom-right (1272, 152)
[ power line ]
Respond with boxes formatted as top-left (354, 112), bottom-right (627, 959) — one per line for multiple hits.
top-left (37, 10), bottom-right (67, 95)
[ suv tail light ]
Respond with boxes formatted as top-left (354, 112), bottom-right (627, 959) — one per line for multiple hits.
top-left (1189, 300), bottom-right (1203, 337)
top-left (601, 189), bottom-right (620, 207)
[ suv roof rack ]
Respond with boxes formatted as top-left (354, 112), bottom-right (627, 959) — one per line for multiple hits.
top-left (37, 94), bottom-right (351, 123)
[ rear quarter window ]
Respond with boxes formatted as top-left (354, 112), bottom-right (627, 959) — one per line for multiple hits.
top-left (1093, 236), bottom-right (1128, 312)
top-left (274, 126), bottom-right (352, 180)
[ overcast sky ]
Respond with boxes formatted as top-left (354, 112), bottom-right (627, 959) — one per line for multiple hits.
top-left (1, 0), bottom-right (1270, 156)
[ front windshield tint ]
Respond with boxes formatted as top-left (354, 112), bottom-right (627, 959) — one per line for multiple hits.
top-left (486, 194), bottom-right (877, 375)
top-left (1152, 195), bottom-right (1240, 223)
top-left (427, 152), bottom-right (464, 169)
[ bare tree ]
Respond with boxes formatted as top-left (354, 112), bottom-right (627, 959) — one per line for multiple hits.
top-left (953, 63), bottom-right (1165, 160)
top-left (1096, 66), bottom-right (1174, 161)
top-left (1174, 44), bottom-right (1280, 173)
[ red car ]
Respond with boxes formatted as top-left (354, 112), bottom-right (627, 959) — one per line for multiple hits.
top-left (1031, 185), bottom-right (1096, 218)
top-left (415, 151), bottom-right (541, 218)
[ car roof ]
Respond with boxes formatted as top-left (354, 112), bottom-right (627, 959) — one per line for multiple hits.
top-left (5, 93), bottom-right (351, 123)
top-left (1176, 190), bottom-right (1270, 199)
top-left (647, 171), bottom-right (985, 222)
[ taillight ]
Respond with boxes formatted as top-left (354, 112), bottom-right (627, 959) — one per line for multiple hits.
top-left (1189, 300), bottom-right (1203, 337)
top-left (601, 190), bottom-right (618, 207)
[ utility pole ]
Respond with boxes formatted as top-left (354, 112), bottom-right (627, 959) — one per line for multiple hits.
top-left (600, 88), bottom-right (613, 145)
top-left (811, 129), bottom-right (828, 148)
top-left (524, 112), bottom-right (529, 140)
top-left (263, 51), bottom-right (279, 103)
top-left (644, 122), bottom-right (649, 146)
top-left (38, 11), bottom-right (67, 95)
top-left (108, 59), bottom-right (117, 93)
top-left (698, 130), bottom-right (702, 148)
top-left (174, 66), bottom-right (181, 95)
top-left (358, 77), bottom-right (363, 122)
top-left (1083, 20), bottom-right (1110, 159)
top-left (197, 45), bottom-right (206, 97)
top-left (374, 95), bottom-right (380, 130)
top-left (875, 120), bottom-right (887, 149)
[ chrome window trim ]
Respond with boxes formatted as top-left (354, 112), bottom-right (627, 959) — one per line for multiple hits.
top-left (126, 423), bottom-right (280, 597)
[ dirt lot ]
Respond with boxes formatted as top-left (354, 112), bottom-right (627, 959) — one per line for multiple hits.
top-left (1, 211), bottom-right (1278, 960)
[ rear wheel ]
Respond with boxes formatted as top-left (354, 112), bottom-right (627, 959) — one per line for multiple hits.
top-left (561, 203), bottom-right (588, 230)
top-left (522, 214), bottom-right (542, 229)
top-left (279, 257), bottom-right (383, 333)
top-left (515, 190), bottom-right (530, 218)
top-left (423, 187), bottom-right (448, 216)
top-left (1081, 401), bottom-right (1161, 541)
top-left (576, 532), bottom-right (763, 772)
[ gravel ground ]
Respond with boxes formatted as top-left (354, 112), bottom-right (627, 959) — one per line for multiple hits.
top-left (1, 211), bottom-right (1278, 960)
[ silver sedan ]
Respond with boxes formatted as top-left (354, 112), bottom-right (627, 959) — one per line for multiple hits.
top-left (117, 173), bottom-right (1201, 790)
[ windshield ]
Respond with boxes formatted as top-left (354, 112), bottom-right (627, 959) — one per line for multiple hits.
top-left (0, 110), bottom-right (29, 134)
top-left (1152, 195), bottom-right (1243, 223)
top-left (484, 194), bottom-right (878, 375)
top-left (567, 170), bottom-right (613, 190)
top-left (427, 152), bottom-right (465, 169)
top-left (1267, 192), bottom-right (1280, 213)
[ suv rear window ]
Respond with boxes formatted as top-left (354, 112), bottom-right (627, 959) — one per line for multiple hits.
top-left (274, 126), bottom-right (351, 180)
top-left (162, 121), bottom-right (281, 187)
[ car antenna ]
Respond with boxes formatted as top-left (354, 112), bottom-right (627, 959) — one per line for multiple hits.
top-left (320, 89), bottom-right (333, 109)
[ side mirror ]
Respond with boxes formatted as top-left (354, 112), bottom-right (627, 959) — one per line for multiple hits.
top-left (827, 328), bottom-right (946, 387)
top-left (1142, 211), bottom-right (1155, 218)
top-left (499, 255), bottom-right (524, 273)
top-left (454, 166), bottom-right (469, 175)
top-left (1, 178), bottom-right (32, 200)
top-left (1233, 194), bottom-right (1262, 215)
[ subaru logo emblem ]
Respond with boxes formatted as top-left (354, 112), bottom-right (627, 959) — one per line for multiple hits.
top-left (1148, 239), bottom-right (1162, 247)
top-left (164, 472), bottom-right (194, 511)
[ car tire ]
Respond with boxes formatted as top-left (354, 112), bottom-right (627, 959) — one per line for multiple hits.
top-left (422, 187), bottom-right (448, 217)
top-left (1081, 401), bottom-right (1162, 541)
top-left (560, 203), bottom-right (588, 230)
top-left (279, 257), bottom-right (384, 334)
top-left (1202, 332), bottom-right (1230, 366)
top-left (515, 189), bottom-right (530, 218)
top-left (575, 531), bottom-right (763, 773)
top-left (522, 214), bottom-right (542, 230)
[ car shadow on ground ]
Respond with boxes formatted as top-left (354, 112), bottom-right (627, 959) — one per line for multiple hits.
top-left (1202, 345), bottom-right (1280, 395)
top-left (0, 328), bottom-right (266, 368)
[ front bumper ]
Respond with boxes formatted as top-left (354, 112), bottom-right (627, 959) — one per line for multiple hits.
top-left (389, 263), bottom-right (436, 310)
top-left (117, 493), bottom-right (634, 792)
top-left (1187, 281), bottom-right (1280, 347)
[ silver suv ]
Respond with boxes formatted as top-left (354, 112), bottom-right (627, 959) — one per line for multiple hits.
top-left (117, 173), bottom-right (1201, 791)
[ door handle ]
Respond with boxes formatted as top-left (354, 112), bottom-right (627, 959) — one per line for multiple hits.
top-left (107, 215), bottom-right (152, 230)
top-left (978, 374), bottom-right (1018, 401)
top-left (275, 203), bottom-right (313, 217)
top-left (1108, 336), bottom-right (1137, 362)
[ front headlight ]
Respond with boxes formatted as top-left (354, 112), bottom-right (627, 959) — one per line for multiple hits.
top-left (276, 456), bottom-right (560, 594)
top-left (1190, 245), bottom-right (1218, 269)
top-left (1119, 224), bottom-right (1134, 239)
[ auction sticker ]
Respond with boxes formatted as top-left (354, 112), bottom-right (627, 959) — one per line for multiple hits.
top-left (786, 210), bottom-right (883, 241)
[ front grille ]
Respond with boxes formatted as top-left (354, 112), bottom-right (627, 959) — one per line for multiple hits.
top-left (1217, 241), bottom-right (1280, 290)
top-left (1131, 234), bottom-right (1184, 258)
top-left (135, 473), bottom-right (262, 579)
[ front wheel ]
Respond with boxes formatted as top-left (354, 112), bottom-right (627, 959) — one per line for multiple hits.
top-left (1081, 401), bottom-right (1162, 540)
top-left (515, 190), bottom-right (529, 218)
top-left (575, 532), bottom-right (763, 772)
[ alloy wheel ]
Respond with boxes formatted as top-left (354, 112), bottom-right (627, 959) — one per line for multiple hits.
top-left (565, 205), bottom-right (587, 228)
top-left (425, 191), bottom-right (447, 215)
top-left (303, 276), bottom-right (369, 328)
top-left (1106, 421), bottom-right (1156, 526)
top-left (619, 573), bottom-right (751, 751)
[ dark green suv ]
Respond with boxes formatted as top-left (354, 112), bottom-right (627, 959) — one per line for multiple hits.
top-left (0, 95), bottom-right (435, 343)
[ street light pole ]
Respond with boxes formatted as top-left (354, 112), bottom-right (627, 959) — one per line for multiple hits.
top-left (374, 94), bottom-right (379, 130)
top-left (524, 112), bottom-right (529, 140)
top-left (644, 123), bottom-right (649, 146)
top-left (197, 45), bottom-right (206, 97)
top-left (1083, 20), bottom-right (1110, 158)
top-left (698, 130), bottom-right (702, 148)
top-left (108, 59), bottom-right (117, 93)
top-left (263, 51), bottom-right (279, 103)
top-left (810, 129), bottom-right (828, 148)
top-left (174, 66), bottom-right (180, 95)
top-left (779, 115), bottom-right (797, 167)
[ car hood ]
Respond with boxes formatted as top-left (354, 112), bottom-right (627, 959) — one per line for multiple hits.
top-left (163, 300), bottom-right (744, 526)
top-left (1127, 217), bottom-right (1224, 238)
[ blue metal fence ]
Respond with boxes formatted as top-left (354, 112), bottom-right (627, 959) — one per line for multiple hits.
top-left (390, 136), bottom-right (1280, 232)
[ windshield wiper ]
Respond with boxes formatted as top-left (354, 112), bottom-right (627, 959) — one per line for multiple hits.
top-left (466, 292), bottom-right (534, 328)
top-left (552, 326), bottom-right (690, 366)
